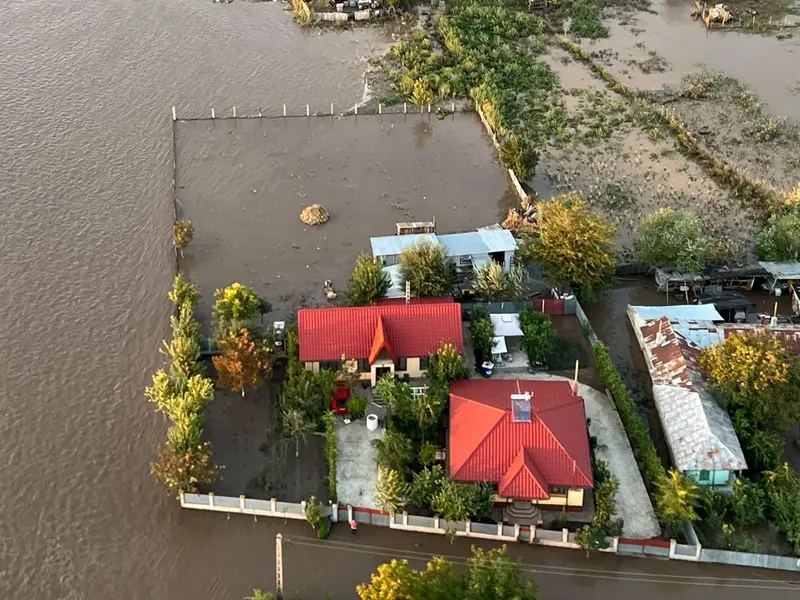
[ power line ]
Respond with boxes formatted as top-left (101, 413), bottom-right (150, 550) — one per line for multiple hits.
top-left (282, 537), bottom-right (800, 591)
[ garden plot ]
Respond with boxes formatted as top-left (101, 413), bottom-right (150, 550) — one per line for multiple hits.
top-left (173, 113), bottom-right (512, 325)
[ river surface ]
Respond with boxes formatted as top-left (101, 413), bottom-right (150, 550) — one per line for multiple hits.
top-left (1, 0), bottom-right (798, 598)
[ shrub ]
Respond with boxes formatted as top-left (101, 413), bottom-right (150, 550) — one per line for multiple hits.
top-left (348, 395), bottom-right (367, 420)
top-left (213, 283), bottom-right (269, 334)
top-left (468, 306), bottom-right (495, 366)
top-left (592, 458), bottom-right (623, 536)
top-left (168, 273), bottom-right (200, 308)
top-left (372, 431), bottom-right (415, 477)
top-left (151, 441), bottom-right (218, 498)
top-left (399, 240), bottom-right (455, 298)
top-left (757, 207), bottom-right (800, 262)
top-left (730, 478), bottom-right (766, 527)
top-left (427, 343), bottom-right (469, 383)
top-left (348, 253), bottom-right (391, 306)
top-left (376, 467), bottom-right (409, 514)
top-left (518, 308), bottom-right (557, 368)
top-left (323, 411), bottom-right (338, 502)
top-left (173, 219), bottom-right (194, 251)
top-left (409, 465), bottom-right (448, 508)
top-left (304, 495), bottom-right (324, 531)
top-left (419, 441), bottom-right (438, 468)
top-left (316, 516), bottom-right (331, 540)
top-left (474, 262), bottom-right (528, 301)
top-left (633, 208), bottom-right (709, 272)
top-left (575, 525), bottom-right (610, 557)
top-left (498, 132), bottom-right (537, 180)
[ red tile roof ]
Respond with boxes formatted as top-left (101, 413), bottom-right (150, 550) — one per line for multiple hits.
top-left (449, 380), bottom-right (593, 501)
top-left (298, 303), bottom-right (463, 363)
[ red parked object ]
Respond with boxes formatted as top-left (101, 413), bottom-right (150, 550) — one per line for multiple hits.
top-left (330, 383), bottom-right (350, 415)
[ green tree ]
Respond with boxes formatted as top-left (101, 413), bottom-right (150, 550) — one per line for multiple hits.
top-left (173, 219), bottom-right (195, 255)
top-left (419, 441), bottom-right (438, 468)
top-left (169, 273), bottom-right (200, 308)
top-left (518, 307), bottom-right (557, 367)
top-left (151, 440), bottom-right (218, 497)
top-left (399, 240), bottom-right (455, 298)
top-left (730, 478), bottom-right (766, 527)
top-left (520, 194), bottom-right (616, 299)
top-left (357, 556), bottom-right (463, 600)
top-left (375, 374), bottom-right (415, 425)
top-left (756, 206), bottom-right (800, 261)
top-left (372, 431), bottom-right (415, 477)
top-left (634, 208), bottom-right (709, 272)
top-left (251, 590), bottom-right (276, 600)
top-left (281, 368), bottom-right (337, 431)
top-left (375, 467), bottom-right (409, 514)
top-left (146, 372), bottom-right (214, 452)
top-left (431, 478), bottom-right (475, 522)
top-left (348, 253), bottom-right (391, 306)
top-left (498, 132), bottom-right (537, 181)
top-left (655, 469), bottom-right (700, 536)
top-left (213, 283), bottom-right (270, 334)
top-left (304, 495), bottom-right (324, 530)
top-left (409, 465), bottom-right (447, 508)
top-left (575, 525), bottom-right (610, 557)
top-left (474, 262), bottom-right (528, 301)
top-left (283, 408), bottom-right (315, 458)
top-left (348, 395), bottom-right (367, 419)
top-left (468, 306), bottom-right (495, 366)
top-left (427, 342), bottom-right (469, 383)
top-left (463, 546), bottom-right (538, 600)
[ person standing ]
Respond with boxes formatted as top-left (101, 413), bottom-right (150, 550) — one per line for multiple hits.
top-left (349, 519), bottom-right (358, 535)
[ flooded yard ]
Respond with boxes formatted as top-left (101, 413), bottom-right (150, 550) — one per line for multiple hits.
top-left (174, 113), bottom-right (513, 323)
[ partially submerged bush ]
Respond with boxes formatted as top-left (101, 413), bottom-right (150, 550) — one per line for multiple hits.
top-left (634, 208), bottom-right (708, 272)
top-left (299, 204), bottom-right (329, 226)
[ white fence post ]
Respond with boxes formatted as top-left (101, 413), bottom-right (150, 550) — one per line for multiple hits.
top-left (208, 492), bottom-right (215, 507)
top-left (330, 503), bottom-right (339, 523)
top-left (611, 537), bottom-right (619, 553)
top-left (433, 515), bottom-right (440, 531)
top-left (529, 525), bottom-right (536, 543)
top-left (306, 104), bottom-right (310, 117)
top-left (330, 102), bottom-right (334, 116)
top-left (211, 108), bottom-right (215, 119)
top-left (513, 523), bottom-right (520, 540)
top-left (283, 104), bottom-right (287, 117)
top-left (347, 505), bottom-right (354, 523)
top-left (271, 498), bottom-right (277, 512)
top-left (465, 521), bottom-right (471, 535)
top-left (171, 106), bottom-right (176, 121)
top-left (403, 102), bottom-right (407, 114)
top-left (562, 528), bottom-right (569, 543)
top-left (497, 522), bottom-right (503, 537)
top-left (233, 106), bottom-right (236, 118)
top-left (240, 495), bottom-right (246, 512)
top-left (669, 539), bottom-right (676, 558)
top-left (403, 512), bottom-right (409, 526)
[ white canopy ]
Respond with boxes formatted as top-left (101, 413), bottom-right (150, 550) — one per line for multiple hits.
top-left (490, 313), bottom-right (524, 337)
top-left (491, 336), bottom-right (507, 355)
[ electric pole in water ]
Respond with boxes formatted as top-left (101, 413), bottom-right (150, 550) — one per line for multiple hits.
top-left (276, 533), bottom-right (284, 599)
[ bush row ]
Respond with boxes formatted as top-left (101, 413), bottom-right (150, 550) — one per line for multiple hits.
top-left (323, 411), bottom-right (338, 503)
top-left (146, 275), bottom-right (219, 498)
top-left (594, 341), bottom-right (667, 530)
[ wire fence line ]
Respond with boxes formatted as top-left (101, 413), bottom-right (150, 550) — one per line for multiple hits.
top-left (170, 101), bottom-right (472, 122)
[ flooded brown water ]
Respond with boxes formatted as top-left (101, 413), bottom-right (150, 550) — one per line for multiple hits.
top-left (1, 0), bottom-right (799, 597)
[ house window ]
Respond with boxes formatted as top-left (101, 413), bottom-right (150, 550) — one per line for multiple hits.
top-left (357, 359), bottom-right (369, 373)
top-left (397, 357), bottom-right (408, 371)
top-left (419, 356), bottom-right (429, 370)
top-left (698, 470), bottom-right (710, 482)
top-left (549, 486), bottom-right (567, 496)
top-left (320, 360), bottom-right (340, 372)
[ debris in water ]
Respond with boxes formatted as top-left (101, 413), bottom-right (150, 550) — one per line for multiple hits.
top-left (299, 204), bottom-right (330, 226)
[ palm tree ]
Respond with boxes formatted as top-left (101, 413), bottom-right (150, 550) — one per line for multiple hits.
top-left (282, 408), bottom-right (314, 458)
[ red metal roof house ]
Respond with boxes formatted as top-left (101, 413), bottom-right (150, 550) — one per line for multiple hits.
top-left (449, 379), bottom-right (593, 511)
top-left (297, 302), bottom-right (463, 386)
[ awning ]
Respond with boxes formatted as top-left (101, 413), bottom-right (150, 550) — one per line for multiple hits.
top-left (490, 313), bottom-right (524, 337)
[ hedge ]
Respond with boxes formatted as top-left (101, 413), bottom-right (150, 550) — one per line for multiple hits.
top-left (323, 411), bottom-right (338, 503)
top-left (594, 341), bottom-right (668, 527)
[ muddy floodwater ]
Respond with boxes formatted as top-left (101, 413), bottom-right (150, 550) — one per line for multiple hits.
top-left (2, 0), bottom-right (800, 596)
top-left (176, 113), bottom-right (513, 321)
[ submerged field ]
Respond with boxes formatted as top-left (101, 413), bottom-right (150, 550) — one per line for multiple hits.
top-left (174, 113), bottom-right (513, 322)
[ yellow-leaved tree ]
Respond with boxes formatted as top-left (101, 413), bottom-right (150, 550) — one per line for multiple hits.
top-left (699, 332), bottom-right (791, 396)
top-left (519, 194), bottom-right (616, 299)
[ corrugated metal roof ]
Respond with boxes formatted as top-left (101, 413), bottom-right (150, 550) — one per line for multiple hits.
top-left (449, 380), bottom-right (593, 500)
top-left (370, 233), bottom-right (439, 257)
top-left (759, 261), bottom-right (800, 280)
top-left (370, 228), bottom-right (516, 259)
top-left (297, 302), bottom-right (463, 363)
top-left (628, 308), bottom-right (747, 472)
top-left (629, 304), bottom-right (723, 322)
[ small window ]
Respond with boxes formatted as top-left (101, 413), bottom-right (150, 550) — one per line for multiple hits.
top-left (549, 486), bottom-right (567, 496)
top-left (397, 357), bottom-right (408, 371)
top-left (357, 359), bottom-right (369, 372)
top-left (698, 470), bottom-right (710, 482)
top-left (419, 356), bottom-right (429, 370)
top-left (320, 360), bottom-right (340, 372)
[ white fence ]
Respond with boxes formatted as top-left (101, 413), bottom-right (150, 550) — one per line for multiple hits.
top-left (180, 492), bottom-right (800, 572)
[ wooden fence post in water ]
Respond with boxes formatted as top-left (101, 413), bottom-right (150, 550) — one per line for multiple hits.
top-left (211, 108), bottom-right (215, 120)
top-left (306, 104), bottom-right (310, 117)
top-left (171, 106), bottom-right (176, 121)
top-left (283, 104), bottom-right (287, 117)
top-left (330, 102), bottom-right (334, 117)
top-left (232, 106), bottom-right (236, 118)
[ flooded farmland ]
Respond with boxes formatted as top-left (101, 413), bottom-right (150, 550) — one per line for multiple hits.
top-left (175, 113), bottom-right (514, 321)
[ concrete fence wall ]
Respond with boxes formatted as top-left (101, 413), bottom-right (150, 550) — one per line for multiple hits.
top-left (179, 493), bottom-right (799, 572)
top-left (474, 101), bottom-right (528, 205)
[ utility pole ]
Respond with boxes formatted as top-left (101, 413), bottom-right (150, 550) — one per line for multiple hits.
top-left (276, 533), bottom-right (284, 600)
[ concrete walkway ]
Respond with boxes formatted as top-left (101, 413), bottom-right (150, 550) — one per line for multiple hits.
top-left (335, 416), bottom-right (383, 510)
top-left (492, 371), bottom-right (661, 539)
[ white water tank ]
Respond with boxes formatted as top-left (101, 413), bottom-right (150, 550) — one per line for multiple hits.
top-left (366, 414), bottom-right (379, 431)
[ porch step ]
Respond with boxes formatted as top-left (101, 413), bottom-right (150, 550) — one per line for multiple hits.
top-left (503, 501), bottom-right (542, 526)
